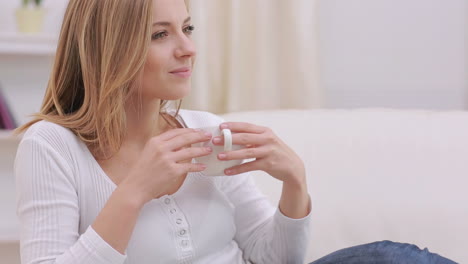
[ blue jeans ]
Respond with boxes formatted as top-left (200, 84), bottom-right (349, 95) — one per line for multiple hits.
top-left (309, 241), bottom-right (458, 264)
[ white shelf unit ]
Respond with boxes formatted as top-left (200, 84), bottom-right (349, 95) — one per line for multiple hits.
top-left (0, 224), bottom-right (19, 243)
top-left (0, 4), bottom-right (65, 261)
top-left (0, 32), bottom-right (53, 247)
top-left (0, 130), bottom-right (20, 142)
top-left (0, 129), bottom-right (21, 244)
top-left (0, 32), bottom-right (57, 56)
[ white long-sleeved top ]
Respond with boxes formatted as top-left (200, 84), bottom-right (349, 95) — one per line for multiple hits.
top-left (14, 109), bottom-right (311, 264)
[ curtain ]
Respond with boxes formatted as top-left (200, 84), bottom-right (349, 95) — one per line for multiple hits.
top-left (185, 0), bottom-right (322, 114)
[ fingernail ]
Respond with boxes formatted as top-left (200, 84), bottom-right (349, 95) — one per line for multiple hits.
top-left (205, 147), bottom-right (212, 152)
top-left (220, 123), bottom-right (228, 129)
top-left (213, 137), bottom-right (221, 144)
top-left (204, 132), bottom-right (212, 137)
top-left (225, 169), bottom-right (232, 175)
top-left (218, 153), bottom-right (227, 159)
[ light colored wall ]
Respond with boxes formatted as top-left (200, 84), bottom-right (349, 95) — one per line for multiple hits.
top-left (1, 0), bottom-right (467, 124)
top-left (319, 0), bottom-right (468, 109)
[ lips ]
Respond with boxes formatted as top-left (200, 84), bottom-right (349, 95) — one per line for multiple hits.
top-left (170, 67), bottom-right (190, 73)
top-left (169, 67), bottom-right (191, 78)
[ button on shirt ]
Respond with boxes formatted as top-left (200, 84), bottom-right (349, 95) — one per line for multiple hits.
top-left (15, 109), bottom-right (312, 264)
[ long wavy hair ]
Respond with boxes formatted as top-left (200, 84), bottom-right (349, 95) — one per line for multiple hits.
top-left (15, 0), bottom-right (188, 159)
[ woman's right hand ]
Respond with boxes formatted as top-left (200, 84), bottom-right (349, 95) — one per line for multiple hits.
top-left (121, 128), bottom-right (213, 205)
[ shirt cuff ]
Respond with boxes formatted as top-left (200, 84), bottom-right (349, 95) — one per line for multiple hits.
top-left (81, 226), bottom-right (127, 264)
top-left (275, 195), bottom-right (312, 223)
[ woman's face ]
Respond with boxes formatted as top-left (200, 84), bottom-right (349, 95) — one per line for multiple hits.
top-left (139, 0), bottom-right (196, 101)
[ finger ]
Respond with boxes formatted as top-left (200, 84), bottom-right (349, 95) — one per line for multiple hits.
top-left (180, 162), bottom-right (207, 173)
top-left (172, 146), bottom-right (213, 162)
top-left (224, 160), bottom-right (260, 176)
top-left (166, 130), bottom-right (212, 151)
top-left (217, 147), bottom-right (267, 161)
top-left (158, 128), bottom-right (200, 141)
top-left (220, 122), bottom-right (267, 134)
top-left (212, 133), bottom-right (269, 146)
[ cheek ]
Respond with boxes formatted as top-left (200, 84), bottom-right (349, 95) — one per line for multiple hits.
top-left (143, 52), bottom-right (165, 80)
top-left (139, 57), bottom-right (165, 96)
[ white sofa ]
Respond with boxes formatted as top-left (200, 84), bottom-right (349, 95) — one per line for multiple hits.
top-left (221, 109), bottom-right (468, 263)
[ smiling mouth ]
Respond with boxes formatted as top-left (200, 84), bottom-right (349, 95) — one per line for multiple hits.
top-left (170, 68), bottom-right (191, 78)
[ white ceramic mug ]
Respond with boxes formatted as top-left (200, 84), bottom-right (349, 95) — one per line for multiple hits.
top-left (192, 126), bottom-right (244, 176)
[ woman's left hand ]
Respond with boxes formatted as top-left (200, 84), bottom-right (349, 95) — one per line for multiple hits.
top-left (213, 122), bottom-right (306, 186)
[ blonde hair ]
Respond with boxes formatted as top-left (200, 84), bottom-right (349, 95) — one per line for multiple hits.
top-left (16, 0), bottom-right (187, 159)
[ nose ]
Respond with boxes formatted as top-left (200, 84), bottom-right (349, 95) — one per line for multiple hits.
top-left (174, 34), bottom-right (196, 59)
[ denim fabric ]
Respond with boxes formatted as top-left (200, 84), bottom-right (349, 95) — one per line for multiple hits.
top-left (309, 241), bottom-right (458, 264)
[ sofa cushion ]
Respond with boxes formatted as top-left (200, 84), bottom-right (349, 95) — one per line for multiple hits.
top-left (221, 109), bottom-right (468, 263)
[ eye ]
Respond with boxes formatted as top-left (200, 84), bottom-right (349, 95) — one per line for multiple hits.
top-left (152, 31), bottom-right (168, 40)
top-left (183, 25), bottom-right (195, 35)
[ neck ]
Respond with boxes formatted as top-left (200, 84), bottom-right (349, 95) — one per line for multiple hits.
top-left (124, 98), bottom-right (169, 149)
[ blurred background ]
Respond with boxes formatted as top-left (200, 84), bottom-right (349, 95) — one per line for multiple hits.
top-left (0, 0), bottom-right (466, 126)
top-left (0, 0), bottom-right (467, 262)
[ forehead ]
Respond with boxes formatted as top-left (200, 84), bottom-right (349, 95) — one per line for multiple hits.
top-left (152, 0), bottom-right (188, 22)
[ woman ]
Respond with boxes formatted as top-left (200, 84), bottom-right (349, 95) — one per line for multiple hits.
top-left (15, 0), bottom-right (310, 263)
top-left (14, 0), bottom-right (456, 263)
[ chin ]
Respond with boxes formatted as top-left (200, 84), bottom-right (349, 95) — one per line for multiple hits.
top-left (163, 85), bottom-right (191, 101)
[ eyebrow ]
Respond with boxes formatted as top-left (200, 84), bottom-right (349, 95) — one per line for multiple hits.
top-left (153, 17), bottom-right (191, 27)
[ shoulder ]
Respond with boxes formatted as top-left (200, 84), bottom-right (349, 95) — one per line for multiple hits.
top-left (22, 120), bottom-right (77, 144)
top-left (19, 120), bottom-right (84, 162)
top-left (15, 121), bottom-right (85, 194)
top-left (178, 109), bottom-right (226, 128)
